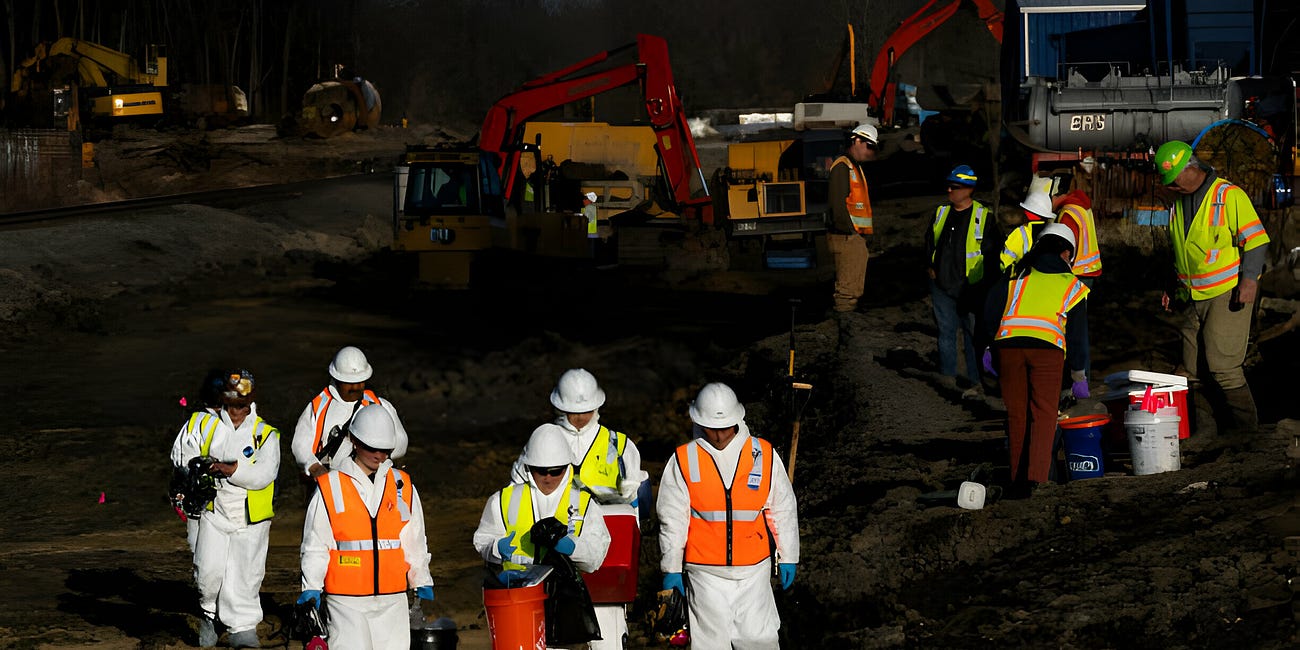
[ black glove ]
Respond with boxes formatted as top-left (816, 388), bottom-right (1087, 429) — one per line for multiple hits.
top-left (530, 516), bottom-right (568, 549)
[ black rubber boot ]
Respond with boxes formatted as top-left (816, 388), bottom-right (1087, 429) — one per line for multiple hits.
top-left (1222, 386), bottom-right (1260, 436)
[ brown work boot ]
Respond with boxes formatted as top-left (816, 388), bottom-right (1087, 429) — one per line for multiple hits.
top-left (1222, 386), bottom-right (1260, 436)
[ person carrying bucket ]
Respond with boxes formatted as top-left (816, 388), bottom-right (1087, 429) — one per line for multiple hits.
top-left (983, 224), bottom-right (1090, 495)
top-left (473, 424), bottom-right (611, 647)
top-left (656, 383), bottom-right (800, 649)
top-left (505, 369), bottom-right (648, 650)
top-left (298, 405), bottom-right (437, 650)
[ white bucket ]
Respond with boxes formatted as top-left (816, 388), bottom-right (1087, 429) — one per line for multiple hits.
top-left (1126, 408), bottom-right (1181, 475)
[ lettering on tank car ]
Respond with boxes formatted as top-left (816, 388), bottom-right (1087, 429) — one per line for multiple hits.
top-left (1069, 114), bottom-right (1106, 131)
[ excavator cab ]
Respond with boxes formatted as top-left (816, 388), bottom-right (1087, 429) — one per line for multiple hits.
top-left (394, 147), bottom-right (505, 287)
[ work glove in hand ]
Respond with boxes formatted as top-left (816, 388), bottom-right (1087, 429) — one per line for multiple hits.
top-left (1070, 370), bottom-right (1089, 399)
top-left (415, 585), bottom-right (435, 602)
top-left (982, 348), bottom-right (997, 377)
top-left (297, 590), bottom-right (321, 609)
top-left (552, 535), bottom-right (576, 556)
top-left (662, 572), bottom-right (684, 594)
top-left (529, 516), bottom-right (568, 549)
top-left (778, 563), bottom-right (797, 590)
top-left (496, 531), bottom-right (518, 560)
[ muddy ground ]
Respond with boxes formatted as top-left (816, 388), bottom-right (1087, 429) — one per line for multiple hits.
top-left (2, 125), bottom-right (1300, 650)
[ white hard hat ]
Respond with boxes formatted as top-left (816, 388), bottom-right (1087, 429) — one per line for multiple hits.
top-left (329, 346), bottom-right (373, 383)
top-left (521, 423), bottom-right (574, 467)
top-left (1019, 190), bottom-right (1054, 221)
top-left (689, 383), bottom-right (745, 429)
top-left (350, 404), bottom-right (396, 450)
top-left (1038, 222), bottom-right (1077, 260)
top-left (850, 123), bottom-right (878, 145)
top-left (550, 368), bottom-right (605, 413)
top-left (584, 192), bottom-right (598, 203)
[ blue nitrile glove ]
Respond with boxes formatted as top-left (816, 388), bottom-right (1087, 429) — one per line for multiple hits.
top-left (297, 590), bottom-right (321, 609)
top-left (662, 572), bottom-right (684, 594)
top-left (778, 563), bottom-right (797, 590)
top-left (415, 585), bottom-right (435, 602)
top-left (553, 535), bottom-right (576, 556)
top-left (1070, 371), bottom-right (1089, 399)
top-left (982, 348), bottom-right (997, 377)
top-left (496, 531), bottom-right (517, 560)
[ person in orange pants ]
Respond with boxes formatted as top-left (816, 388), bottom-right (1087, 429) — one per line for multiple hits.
top-left (984, 224), bottom-right (1089, 492)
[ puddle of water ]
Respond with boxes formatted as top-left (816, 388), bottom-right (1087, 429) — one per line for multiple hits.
top-left (1, 129), bottom-right (80, 212)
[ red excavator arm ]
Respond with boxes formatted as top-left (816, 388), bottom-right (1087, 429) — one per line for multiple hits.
top-left (477, 34), bottom-right (711, 220)
top-left (868, 0), bottom-right (1003, 124)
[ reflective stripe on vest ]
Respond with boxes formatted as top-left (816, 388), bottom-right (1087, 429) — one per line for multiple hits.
top-left (931, 201), bottom-right (988, 284)
top-left (995, 272), bottom-right (1089, 350)
top-left (676, 437), bottom-right (774, 567)
top-left (578, 425), bottom-right (627, 491)
top-left (318, 467), bottom-right (412, 596)
top-left (1059, 204), bottom-right (1102, 276)
top-left (832, 156), bottom-right (873, 234)
top-left (1170, 179), bottom-right (1270, 300)
top-left (1000, 223), bottom-right (1036, 273)
top-left (498, 480), bottom-right (591, 571)
top-left (201, 415), bottom-right (276, 523)
top-left (309, 387), bottom-right (381, 455)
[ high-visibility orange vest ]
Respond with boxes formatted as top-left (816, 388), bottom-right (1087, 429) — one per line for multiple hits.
top-left (832, 155), bottom-right (873, 234)
top-left (676, 436), bottom-right (774, 567)
top-left (577, 425), bottom-right (627, 491)
top-left (1058, 203), bottom-right (1102, 276)
top-left (1170, 178), bottom-right (1270, 300)
top-left (995, 272), bottom-right (1089, 350)
top-left (317, 467), bottom-right (414, 596)
top-left (309, 387), bottom-right (381, 455)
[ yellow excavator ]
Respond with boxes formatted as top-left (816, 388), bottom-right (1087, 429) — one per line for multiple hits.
top-left (9, 38), bottom-right (167, 134)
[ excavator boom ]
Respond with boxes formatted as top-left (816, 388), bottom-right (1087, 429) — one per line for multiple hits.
top-left (478, 34), bottom-right (710, 218)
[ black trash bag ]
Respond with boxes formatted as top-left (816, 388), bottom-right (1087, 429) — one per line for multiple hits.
top-left (530, 516), bottom-right (568, 550)
top-left (648, 586), bottom-right (689, 645)
top-left (540, 552), bottom-right (601, 645)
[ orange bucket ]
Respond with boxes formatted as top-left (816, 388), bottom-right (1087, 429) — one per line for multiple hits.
top-left (483, 583), bottom-right (547, 650)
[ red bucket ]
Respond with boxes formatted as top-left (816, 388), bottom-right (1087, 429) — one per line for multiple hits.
top-left (583, 510), bottom-right (641, 604)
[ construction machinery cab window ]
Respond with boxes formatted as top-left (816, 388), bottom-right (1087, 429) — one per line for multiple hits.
top-left (405, 156), bottom-right (504, 217)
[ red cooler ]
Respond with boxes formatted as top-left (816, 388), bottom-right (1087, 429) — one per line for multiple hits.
top-left (582, 504), bottom-right (640, 604)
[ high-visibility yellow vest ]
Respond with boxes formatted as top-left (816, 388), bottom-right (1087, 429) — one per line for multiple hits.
top-left (308, 387), bottom-right (381, 456)
top-left (577, 425), bottom-right (627, 491)
top-left (676, 437), bottom-right (774, 567)
top-left (583, 203), bottom-right (599, 238)
top-left (831, 156), bottom-right (873, 234)
top-left (995, 272), bottom-right (1089, 350)
top-left (318, 467), bottom-right (414, 596)
top-left (1170, 178), bottom-right (1270, 300)
top-left (498, 480), bottom-right (592, 571)
top-left (1058, 203), bottom-right (1102, 276)
top-left (201, 415), bottom-right (277, 523)
top-left (931, 200), bottom-right (989, 284)
top-left (1000, 222), bottom-right (1040, 273)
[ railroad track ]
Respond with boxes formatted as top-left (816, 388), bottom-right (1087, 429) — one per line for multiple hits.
top-left (0, 173), bottom-right (385, 228)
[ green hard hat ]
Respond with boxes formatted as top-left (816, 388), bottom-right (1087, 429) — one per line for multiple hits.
top-left (1155, 141), bottom-right (1193, 185)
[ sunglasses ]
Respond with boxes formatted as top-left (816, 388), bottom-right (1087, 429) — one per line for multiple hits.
top-left (528, 465), bottom-right (568, 477)
top-left (353, 438), bottom-right (394, 455)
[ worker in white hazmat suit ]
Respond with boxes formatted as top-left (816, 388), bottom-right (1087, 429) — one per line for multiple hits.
top-left (299, 404), bottom-right (435, 650)
top-left (507, 369), bottom-right (648, 649)
top-left (657, 383), bottom-right (800, 650)
top-left (180, 370), bottom-right (280, 649)
top-left (474, 422), bottom-right (611, 578)
top-left (291, 346), bottom-right (409, 483)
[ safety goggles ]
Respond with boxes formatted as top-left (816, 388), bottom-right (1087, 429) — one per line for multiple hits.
top-left (528, 465), bottom-right (568, 477)
top-left (353, 438), bottom-right (394, 455)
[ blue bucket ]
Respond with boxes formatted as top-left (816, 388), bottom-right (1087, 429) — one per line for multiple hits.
top-left (1059, 415), bottom-right (1110, 481)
